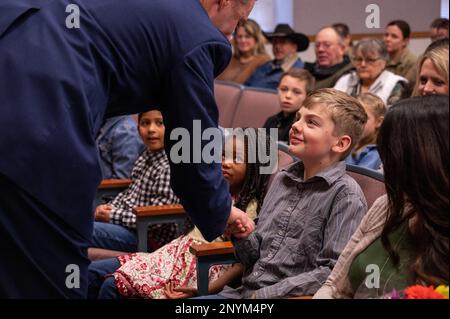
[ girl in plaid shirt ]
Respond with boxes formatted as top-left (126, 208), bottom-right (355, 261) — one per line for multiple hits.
top-left (92, 109), bottom-right (179, 252)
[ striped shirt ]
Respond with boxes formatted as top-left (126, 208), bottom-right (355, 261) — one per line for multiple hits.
top-left (220, 160), bottom-right (367, 299)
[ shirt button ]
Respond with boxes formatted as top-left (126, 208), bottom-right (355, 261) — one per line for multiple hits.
top-left (253, 272), bottom-right (259, 276)
top-left (278, 230), bottom-right (283, 236)
top-left (268, 253), bottom-right (273, 258)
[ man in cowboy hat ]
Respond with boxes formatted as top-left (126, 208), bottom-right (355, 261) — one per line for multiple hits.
top-left (245, 24), bottom-right (310, 90)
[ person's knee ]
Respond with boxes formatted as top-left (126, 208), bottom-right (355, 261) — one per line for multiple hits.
top-left (98, 276), bottom-right (122, 299)
top-left (88, 258), bottom-right (120, 299)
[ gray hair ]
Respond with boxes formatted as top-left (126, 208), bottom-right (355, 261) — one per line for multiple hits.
top-left (354, 38), bottom-right (389, 61)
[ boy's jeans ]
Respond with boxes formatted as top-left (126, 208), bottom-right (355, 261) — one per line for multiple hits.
top-left (92, 221), bottom-right (137, 252)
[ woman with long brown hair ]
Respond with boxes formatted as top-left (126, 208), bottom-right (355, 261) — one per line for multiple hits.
top-left (314, 95), bottom-right (449, 298)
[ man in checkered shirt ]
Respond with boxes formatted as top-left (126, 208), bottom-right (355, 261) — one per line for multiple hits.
top-left (92, 109), bottom-right (180, 252)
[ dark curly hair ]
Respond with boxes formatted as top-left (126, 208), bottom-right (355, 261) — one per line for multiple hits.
top-left (231, 128), bottom-right (274, 215)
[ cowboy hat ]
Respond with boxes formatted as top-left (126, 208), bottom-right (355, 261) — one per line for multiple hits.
top-left (264, 24), bottom-right (310, 52)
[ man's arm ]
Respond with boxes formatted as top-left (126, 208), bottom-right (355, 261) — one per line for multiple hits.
top-left (163, 42), bottom-right (233, 242)
top-left (252, 193), bottom-right (367, 299)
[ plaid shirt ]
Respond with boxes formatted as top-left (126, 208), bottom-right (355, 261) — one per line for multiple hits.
top-left (110, 149), bottom-right (180, 246)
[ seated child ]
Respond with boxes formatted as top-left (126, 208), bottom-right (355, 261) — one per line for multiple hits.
top-left (210, 88), bottom-right (368, 299)
top-left (92, 109), bottom-right (179, 253)
top-left (263, 68), bottom-right (315, 142)
top-left (88, 128), bottom-right (273, 299)
top-left (314, 95), bottom-right (449, 299)
top-left (345, 93), bottom-right (386, 171)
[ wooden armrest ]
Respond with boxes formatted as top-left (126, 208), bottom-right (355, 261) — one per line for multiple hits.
top-left (133, 204), bottom-right (185, 217)
top-left (190, 241), bottom-right (234, 257)
top-left (289, 296), bottom-right (313, 299)
top-left (98, 179), bottom-right (132, 189)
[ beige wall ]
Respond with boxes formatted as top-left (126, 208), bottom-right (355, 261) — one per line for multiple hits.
top-left (292, 0), bottom-right (441, 34)
top-left (264, 38), bottom-right (431, 64)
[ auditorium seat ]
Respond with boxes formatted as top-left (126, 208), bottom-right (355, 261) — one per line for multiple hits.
top-left (230, 86), bottom-right (279, 128)
top-left (214, 80), bottom-right (243, 128)
top-left (214, 80), bottom-right (279, 129)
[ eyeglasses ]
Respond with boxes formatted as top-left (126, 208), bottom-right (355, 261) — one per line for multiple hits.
top-left (353, 57), bottom-right (381, 65)
top-left (315, 42), bottom-right (337, 49)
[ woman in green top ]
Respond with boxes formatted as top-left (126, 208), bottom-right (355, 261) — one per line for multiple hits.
top-left (314, 95), bottom-right (448, 298)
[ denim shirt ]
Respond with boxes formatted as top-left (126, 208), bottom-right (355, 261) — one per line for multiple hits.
top-left (245, 58), bottom-right (305, 90)
top-left (345, 145), bottom-right (382, 171)
top-left (96, 116), bottom-right (145, 179)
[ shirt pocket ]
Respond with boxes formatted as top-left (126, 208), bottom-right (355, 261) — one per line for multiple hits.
top-left (287, 212), bottom-right (324, 262)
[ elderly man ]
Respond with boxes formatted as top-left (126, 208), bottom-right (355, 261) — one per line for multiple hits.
top-left (305, 27), bottom-right (354, 89)
top-left (0, 0), bottom-right (255, 298)
top-left (245, 24), bottom-right (310, 90)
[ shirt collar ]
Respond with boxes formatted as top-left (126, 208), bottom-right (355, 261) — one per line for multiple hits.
top-left (281, 54), bottom-right (301, 72)
top-left (272, 54), bottom-right (299, 71)
top-left (283, 160), bottom-right (346, 186)
top-left (143, 148), bottom-right (167, 163)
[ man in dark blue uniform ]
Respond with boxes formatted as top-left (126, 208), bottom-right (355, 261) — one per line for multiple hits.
top-left (0, 0), bottom-right (255, 298)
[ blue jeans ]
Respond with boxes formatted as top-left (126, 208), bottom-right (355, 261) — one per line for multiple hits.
top-left (88, 257), bottom-right (121, 299)
top-left (92, 221), bottom-right (137, 252)
top-left (99, 277), bottom-right (123, 299)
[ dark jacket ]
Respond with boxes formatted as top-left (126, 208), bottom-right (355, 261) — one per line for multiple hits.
top-left (305, 55), bottom-right (354, 89)
top-left (263, 112), bottom-right (296, 142)
top-left (245, 58), bottom-right (305, 90)
top-left (0, 0), bottom-right (231, 297)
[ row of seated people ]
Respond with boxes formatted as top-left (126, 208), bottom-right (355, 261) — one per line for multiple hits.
top-left (88, 89), bottom-right (448, 299)
top-left (96, 37), bottom-right (448, 181)
top-left (219, 18), bottom-right (449, 93)
top-left (222, 37), bottom-right (448, 171)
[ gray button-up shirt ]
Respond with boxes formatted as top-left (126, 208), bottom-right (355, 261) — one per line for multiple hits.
top-left (220, 160), bottom-right (367, 299)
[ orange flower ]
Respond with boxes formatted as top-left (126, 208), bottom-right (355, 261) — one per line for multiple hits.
top-left (404, 285), bottom-right (445, 299)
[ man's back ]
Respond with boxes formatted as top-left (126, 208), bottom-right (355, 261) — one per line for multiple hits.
top-left (0, 0), bottom-right (231, 297)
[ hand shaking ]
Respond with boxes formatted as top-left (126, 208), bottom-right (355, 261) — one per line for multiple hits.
top-left (224, 206), bottom-right (255, 239)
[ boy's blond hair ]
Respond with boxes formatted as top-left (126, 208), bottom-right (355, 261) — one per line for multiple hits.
top-left (352, 93), bottom-right (386, 155)
top-left (302, 88), bottom-right (367, 159)
top-left (357, 93), bottom-right (386, 119)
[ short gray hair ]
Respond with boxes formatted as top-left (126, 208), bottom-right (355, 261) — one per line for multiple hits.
top-left (354, 38), bottom-right (389, 61)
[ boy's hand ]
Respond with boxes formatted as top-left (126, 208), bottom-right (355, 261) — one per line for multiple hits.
top-left (225, 206), bottom-right (255, 239)
top-left (95, 204), bottom-right (112, 222)
top-left (164, 282), bottom-right (197, 299)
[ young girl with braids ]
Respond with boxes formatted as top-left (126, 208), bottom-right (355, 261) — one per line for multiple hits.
top-left (89, 128), bottom-right (273, 299)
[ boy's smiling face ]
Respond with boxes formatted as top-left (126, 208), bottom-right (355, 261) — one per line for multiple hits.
top-left (138, 110), bottom-right (165, 151)
top-left (288, 103), bottom-right (340, 161)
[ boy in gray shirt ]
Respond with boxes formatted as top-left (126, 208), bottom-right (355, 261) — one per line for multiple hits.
top-left (219, 88), bottom-right (369, 299)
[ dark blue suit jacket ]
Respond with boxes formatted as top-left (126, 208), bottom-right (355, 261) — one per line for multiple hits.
top-left (0, 0), bottom-right (232, 297)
